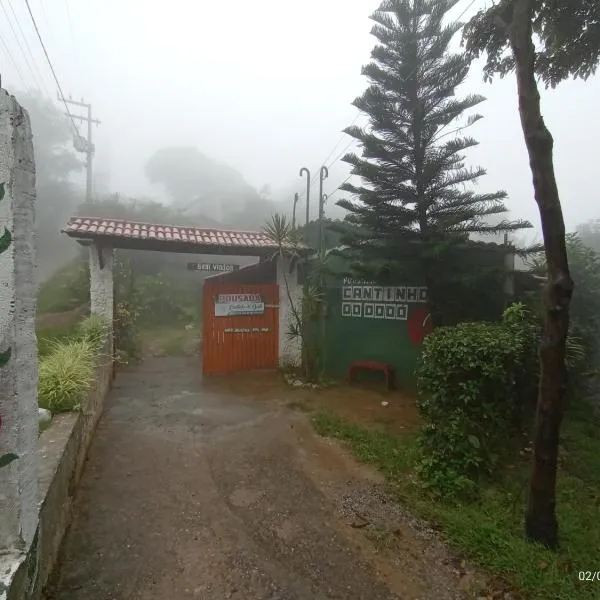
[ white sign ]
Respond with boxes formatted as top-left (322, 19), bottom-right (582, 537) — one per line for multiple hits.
top-left (215, 293), bottom-right (264, 317)
top-left (341, 278), bottom-right (428, 321)
top-left (224, 327), bottom-right (270, 333)
top-left (188, 262), bottom-right (239, 272)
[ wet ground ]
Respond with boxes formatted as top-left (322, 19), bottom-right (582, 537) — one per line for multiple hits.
top-left (46, 357), bottom-right (480, 600)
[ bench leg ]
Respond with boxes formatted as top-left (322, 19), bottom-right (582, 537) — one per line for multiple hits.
top-left (387, 370), bottom-right (396, 391)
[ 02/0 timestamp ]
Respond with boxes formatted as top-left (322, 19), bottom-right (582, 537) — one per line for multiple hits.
top-left (578, 571), bottom-right (600, 581)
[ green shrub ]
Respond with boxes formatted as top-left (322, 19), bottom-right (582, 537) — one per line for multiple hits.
top-left (132, 274), bottom-right (189, 323)
top-left (416, 303), bottom-right (538, 499)
top-left (114, 300), bottom-right (142, 364)
top-left (38, 340), bottom-right (97, 413)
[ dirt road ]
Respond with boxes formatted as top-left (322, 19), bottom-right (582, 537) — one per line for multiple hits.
top-left (46, 357), bottom-right (477, 600)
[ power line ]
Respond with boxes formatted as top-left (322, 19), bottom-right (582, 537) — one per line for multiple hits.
top-left (456, 0), bottom-right (478, 22)
top-left (5, 0), bottom-right (50, 95)
top-left (37, 0), bottom-right (56, 49)
top-left (327, 173), bottom-right (354, 200)
top-left (0, 0), bottom-right (44, 93)
top-left (64, 0), bottom-right (77, 58)
top-left (24, 0), bottom-right (80, 134)
top-left (320, 111), bottom-right (360, 167)
top-left (327, 138), bottom-right (358, 170)
top-left (0, 30), bottom-right (28, 88)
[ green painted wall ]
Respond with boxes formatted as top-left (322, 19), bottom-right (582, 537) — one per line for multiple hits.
top-left (313, 242), bottom-right (512, 386)
top-left (319, 280), bottom-right (428, 386)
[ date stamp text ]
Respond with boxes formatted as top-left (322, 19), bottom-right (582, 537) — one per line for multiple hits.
top-left (579, 571), bottom-right (600, 582)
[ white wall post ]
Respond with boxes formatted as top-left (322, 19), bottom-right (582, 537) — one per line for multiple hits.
top-left (277, 254), bottom-right (302, 367)
top-left (0, 90), bottom-right (39, 553)
top-left (88, 243), bottom-right (114, 347)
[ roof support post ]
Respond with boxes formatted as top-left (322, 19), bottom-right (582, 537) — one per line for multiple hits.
top-left (89, 242), bottom-right (114, 351)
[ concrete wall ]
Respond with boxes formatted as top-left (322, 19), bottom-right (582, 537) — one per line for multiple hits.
top-left (1, 346), bottom-right (113, 600)
top-left (0, 90), bottom-right (38, 556)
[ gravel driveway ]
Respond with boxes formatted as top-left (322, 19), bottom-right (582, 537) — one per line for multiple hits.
top-left (45, 357), bottom-right (479, 600)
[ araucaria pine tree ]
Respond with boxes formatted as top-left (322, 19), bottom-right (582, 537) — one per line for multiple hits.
top-left (337, 0), bottom-right (530, 322)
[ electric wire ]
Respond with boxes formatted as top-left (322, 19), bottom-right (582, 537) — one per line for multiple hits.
top-left (0, 29), bottom-right (28, 88)
top-left (24, 0), bottom-right (80, 134)
top-left (0, 0), bottom-right (44, 93)
top-left (6, 0), bottom-right (48, 92)
top-left (64, 0), bottom-right (78, 65)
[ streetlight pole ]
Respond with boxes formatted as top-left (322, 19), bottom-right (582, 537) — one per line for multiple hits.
top-left (318, 166), bottom-right (329, 254)
top-left (299, 167), bottom-right (311, 244)
top-left (292, 192), bottom-right (299, 230)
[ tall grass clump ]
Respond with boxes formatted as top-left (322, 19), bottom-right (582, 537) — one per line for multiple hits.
top-left (75, 314), bottom-right (108, 351)
top-left (38, 316), bottom-right (108, 414)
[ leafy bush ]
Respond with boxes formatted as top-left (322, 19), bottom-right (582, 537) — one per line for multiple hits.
top-left (114, 300), bottom-right (142, 364)
top-left (416, 304), bottom-right (538, 499)
top-left (525, 233), bottom-right (600, 373)
top-left (39, 340), bottom-right (97, 413)
top-left (132, 274), bottom-right (190, 323)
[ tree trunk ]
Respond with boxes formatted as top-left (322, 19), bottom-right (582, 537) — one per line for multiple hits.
top-left (509, 0), bottom-right (574, 549)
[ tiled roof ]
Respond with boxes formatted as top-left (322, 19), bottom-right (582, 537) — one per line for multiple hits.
top-left (62, 217), bottom-right (286, 249)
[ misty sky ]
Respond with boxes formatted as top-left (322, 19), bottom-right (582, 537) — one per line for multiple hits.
top-left (0, 0), bottom-right (599, 236)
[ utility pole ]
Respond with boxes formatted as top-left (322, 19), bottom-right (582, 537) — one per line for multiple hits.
top-left (62, 95), bottom-right (101, 203)
top-left (318, 166), bottom-right (329, 254)
top-left (292, 192), bottom-right (299, 230)
top-left (299, 167), bottom-right (311, 244)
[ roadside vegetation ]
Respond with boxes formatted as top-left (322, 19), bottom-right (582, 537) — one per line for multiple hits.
top-left (312, 401), bottom-right (599, 600)
top-left (38, 315), bottom-right (107, 414)
top-left (304, 229), bottom-right (600, 600)
top-left (299, 1), bottom-right (600, 598)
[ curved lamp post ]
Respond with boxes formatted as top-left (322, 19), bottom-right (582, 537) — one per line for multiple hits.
top-left (318, 166), bottom-right (329, 254)
top-left (292, 192), bottom-right (299, 230)
top-left (299, 167), bottom-right (311, 231)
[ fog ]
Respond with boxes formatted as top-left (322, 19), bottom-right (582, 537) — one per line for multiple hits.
top-left (1, 0), bottom-right (599, 254)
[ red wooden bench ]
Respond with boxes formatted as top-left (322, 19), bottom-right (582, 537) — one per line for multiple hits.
top-left (348, 360), bottom-right (396, 391)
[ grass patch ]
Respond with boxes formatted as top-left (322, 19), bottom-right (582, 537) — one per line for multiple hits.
top-left (39, 340), bottom-right (97, 413)
top-left (311, 406), bottom-right (600, 600)
top-left (38, 316), bottom-right (107, 413)
top-left (37, 322), bottom-right (80, 356)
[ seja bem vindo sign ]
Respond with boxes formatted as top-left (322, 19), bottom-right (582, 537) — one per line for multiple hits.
top-left (187, 262), bottom-right (240, 273)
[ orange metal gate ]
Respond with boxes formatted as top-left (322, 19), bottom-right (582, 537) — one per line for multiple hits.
top-left (202, 283), bottom-right (279, 374)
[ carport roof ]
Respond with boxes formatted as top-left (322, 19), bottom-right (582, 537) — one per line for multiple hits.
top-left (62, 216), bottom-right (307, 256)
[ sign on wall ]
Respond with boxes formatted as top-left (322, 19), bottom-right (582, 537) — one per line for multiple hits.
top-left (341, 277), bottom-right (428, 320)
top-left (224, 327), bottom-right (271, 333)
top-left (215, 293), bottom-right (264, 317)
top-left (188, 262), bottom-right (240, 272)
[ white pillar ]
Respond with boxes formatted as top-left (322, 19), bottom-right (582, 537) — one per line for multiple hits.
top-left (88, 243), bottom-right (114, 346)
top-left (277, 254), bottom-right (302, 366)
top-left (0, 90), bottom-right (38, 552)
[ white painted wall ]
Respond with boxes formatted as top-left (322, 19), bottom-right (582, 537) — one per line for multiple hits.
top-left (89, 244), bottom-right (114, 351)
top-left (276, 255), bottom-right (302, 366)
top-left (0, 90), bottom-right (39, 553)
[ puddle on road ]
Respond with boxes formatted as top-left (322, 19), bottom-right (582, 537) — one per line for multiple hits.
top-left (203, 370), bottom-right (421, 434)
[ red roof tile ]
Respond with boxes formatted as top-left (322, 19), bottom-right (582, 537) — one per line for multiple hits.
top-left (62, 217), bottom-right (294, 250)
